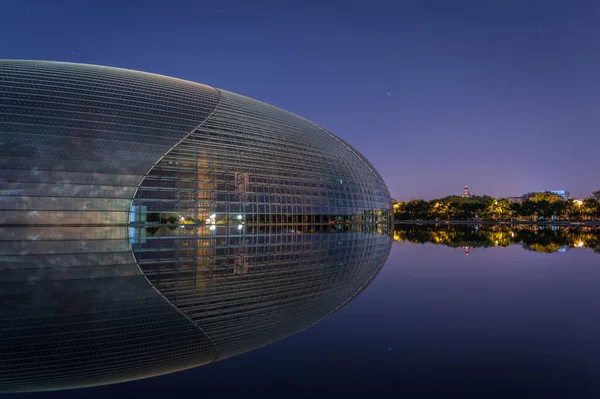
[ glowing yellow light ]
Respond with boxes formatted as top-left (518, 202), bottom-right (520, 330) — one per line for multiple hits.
top-left (205, 214), bottom-right (216, 225)
top-left (577, 241), bottom-right (584, 247)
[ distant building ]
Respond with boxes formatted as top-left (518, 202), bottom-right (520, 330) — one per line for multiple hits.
top-left (548, 190), bottom-right (570, 200)
top-left (461, 186), bottom-right (473, 198)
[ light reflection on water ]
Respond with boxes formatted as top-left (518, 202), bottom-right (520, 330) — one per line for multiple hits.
top-left (394, 223), bottom-right (600, 255)
top-left (4, 225), bottom-right (600, 398)
top-left (0, 224), bottom-right (392, 393)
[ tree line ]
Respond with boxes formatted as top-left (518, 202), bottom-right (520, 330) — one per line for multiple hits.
top-left (393, 190), bottom-right (600, 221)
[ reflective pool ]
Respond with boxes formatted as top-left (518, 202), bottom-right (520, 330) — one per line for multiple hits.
top-left (5, 225), bottom-right (600, 398)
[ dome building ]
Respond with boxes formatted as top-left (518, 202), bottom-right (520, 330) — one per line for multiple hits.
top-left (0, 60), bottom-right (391, 227)
top-left (0, 60), bottom-right (392, 392)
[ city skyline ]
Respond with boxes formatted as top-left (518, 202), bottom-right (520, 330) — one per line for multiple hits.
top-left (1, 1), bottom-right (598, 201)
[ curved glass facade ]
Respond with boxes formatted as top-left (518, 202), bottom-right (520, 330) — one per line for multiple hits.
top-left (0, 60), bottom-right (219, 225)
top-left (0, 60), bottom-right (393, 392)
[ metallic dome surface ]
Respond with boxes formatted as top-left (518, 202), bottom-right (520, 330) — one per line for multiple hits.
top-left (0, 60), bottom-right (392, 392)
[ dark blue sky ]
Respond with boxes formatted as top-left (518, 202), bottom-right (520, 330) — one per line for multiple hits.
top-left (1, 0), bottom-right (598, 200)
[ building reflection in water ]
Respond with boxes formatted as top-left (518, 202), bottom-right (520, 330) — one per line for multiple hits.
top-left (394, 223), bottom-right (600, 255)
top-left (0, 223), bottom-right (392, 393)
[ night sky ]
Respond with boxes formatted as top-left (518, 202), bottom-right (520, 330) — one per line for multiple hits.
top-left (1, 0), bottom-right (598, 200)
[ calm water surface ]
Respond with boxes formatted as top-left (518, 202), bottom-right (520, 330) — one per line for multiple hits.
top-left (9, 226), bottom-right (600, 398)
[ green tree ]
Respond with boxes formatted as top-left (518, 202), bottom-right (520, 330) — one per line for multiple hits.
top-left (592, 190), bottom-right (600, 201)
top-left (395, 200), bottom-right (432, 220)
top-left (392, 192), bottom-right (593, 222)
top-left (484, 198), bottom-right (513, 220)
top-left (550, 200), bottom-right (566, 220)
top-left (430, 200), bottom-right (451, 220)
top-left (582, 198), bottom-right (600, 221)
top-left (405, 199), bottom-right (431, 220)
top-left (565, 199), bottom-right (583, 220)
top-left (393, 201), bottom-right (408, 220)
top-left (517, 200), bottom-right (535, 220)
top-left (510, 202), bottom-right (523, 220)
top-left (527, 192), bottom-right (564, 203)
top-left (523, 192), bottom-right (565, 220)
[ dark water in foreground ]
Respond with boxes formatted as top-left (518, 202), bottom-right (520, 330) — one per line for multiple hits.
top-left (8, 225), bottom-right (600, 398)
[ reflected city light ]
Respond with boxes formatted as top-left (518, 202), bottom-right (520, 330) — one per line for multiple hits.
top-left (394, 224), bottom-right (600, 255)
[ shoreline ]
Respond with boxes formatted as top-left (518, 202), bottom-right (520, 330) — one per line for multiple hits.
top-left (394, 220), bottom-right (600, 226)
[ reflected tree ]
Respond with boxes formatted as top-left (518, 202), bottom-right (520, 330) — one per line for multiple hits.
top-left (394, 224), bottom-right (600, 255)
